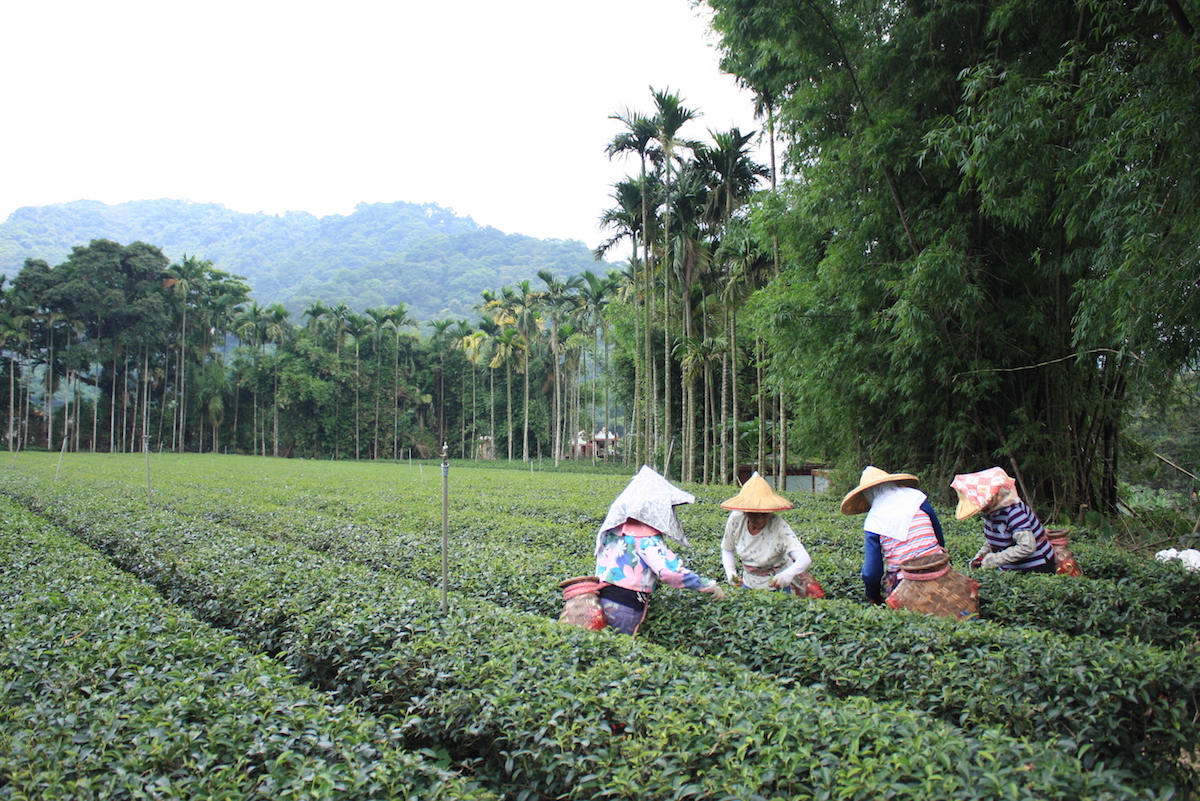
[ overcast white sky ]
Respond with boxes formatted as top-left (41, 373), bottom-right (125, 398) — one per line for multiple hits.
top-left (1, 0), bottom-right (765, 261)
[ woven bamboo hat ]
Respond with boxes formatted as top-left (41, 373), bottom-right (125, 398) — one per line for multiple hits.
top-left (839, 466), bottom-right (920, 515)
top-left (720, 471), bottom-right (793, 512)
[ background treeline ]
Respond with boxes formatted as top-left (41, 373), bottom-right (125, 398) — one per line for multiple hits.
top-left (0, 238), bottom-right (634, 465)
top-left (0, 199), bottom-right (602, 321)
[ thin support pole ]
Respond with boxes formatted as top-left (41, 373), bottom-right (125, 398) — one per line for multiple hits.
top-left (440, 442), bottom-right (450, 613)
top-left (144, 434), bottom-right (152, 511)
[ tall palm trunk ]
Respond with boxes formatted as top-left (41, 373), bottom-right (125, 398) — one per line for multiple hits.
top-left (682, 284), bottom-right (696, 483)
top-left (44, 331), bottom-right (54, 451)
top-left (393, 336), bottom-right (401, 459)
top-left (506, 362), bottom-right (514, 461)
top-left (142, 349), bottom-right (151, 453)
top-left (719, 336), bottom-right (729, 485)
top-left (644, 235), bottom-right (656, 468)
top-left (177, 304), bottom-right (187, 452)
top-left (7, 352), bottom-right (16, 452)
top-left (730, 308), bottom-right (740, 482)
top-left (522, 349), bottom-right (530, 461)
top-left (354, 344), bottom-right (361, 459)
top-left (756, 337), bottom-right (766, 475)
top-left (662, 247), bottom-right (672, 479)
top-left (110, 351), bottom-right (119, 452)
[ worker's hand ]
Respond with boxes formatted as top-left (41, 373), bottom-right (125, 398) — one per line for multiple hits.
top-left (970, 545), bottom-right (990, 569)
top-left (726, 572), bottom-right (742, 587)
top-left (980, 552), bottom-right (1003, 569)
top-left (701, 583), bottom-right (726, 601)
top-left (769, 567), bottom-right (802, 589)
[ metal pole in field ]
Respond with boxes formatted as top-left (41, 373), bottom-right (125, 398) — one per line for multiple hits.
top-left (144, 434), bottom-right (152, 511)
top-left (55, 420), bottom-right (70, 482)
top-left (440, 442), bottom-right (449, 613)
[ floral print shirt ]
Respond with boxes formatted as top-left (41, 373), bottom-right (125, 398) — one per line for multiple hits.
top-left (595, 519), bottom-right (713, 594)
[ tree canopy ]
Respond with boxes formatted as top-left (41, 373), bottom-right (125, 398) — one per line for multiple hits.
top-left (703, 0), bottom-right (1200, 515)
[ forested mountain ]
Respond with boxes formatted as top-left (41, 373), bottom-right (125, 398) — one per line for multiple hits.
top-left (0, 199), bottom-right (608, 320)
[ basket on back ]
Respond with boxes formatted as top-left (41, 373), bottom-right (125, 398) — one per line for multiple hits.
top-left (1045, 529), bottom-right (1083, 577)
top-left (557, 575), bottom-right (607, 631)
top-left (885, 552), bottom-right (979, 620)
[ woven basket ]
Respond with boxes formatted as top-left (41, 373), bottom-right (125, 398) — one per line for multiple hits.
top-left (886, 552), bottom-right (979, 620)
top-left (557, 576), bottom-right (607, 631)
top-left (1045, 529), bottom-right (1083, 577)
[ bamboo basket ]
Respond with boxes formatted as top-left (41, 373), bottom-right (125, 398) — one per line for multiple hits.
top-left (886, 552), bottom-right (979, 620)
top-left (557, 576), bottom-right (607, 631)
top-left (1045, 529), bottom-right (1082, 577)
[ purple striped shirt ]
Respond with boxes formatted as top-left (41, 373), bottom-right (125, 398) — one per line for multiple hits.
top-left (983, 501), bottom-right (1055, 571)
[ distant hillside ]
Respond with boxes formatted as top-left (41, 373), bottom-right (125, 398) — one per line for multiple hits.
top-left (0, 199), bottom-right (614, 322)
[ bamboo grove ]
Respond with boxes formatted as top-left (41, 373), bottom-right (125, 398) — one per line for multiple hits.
top-left (696, 0), bottom-right (1200, 516)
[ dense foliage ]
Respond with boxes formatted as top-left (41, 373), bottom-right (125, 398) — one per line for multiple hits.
top-left (0, 496), bottom-right (496, 800)
top-left (701, 0), bottom-right (1200, 517)
top-left (4, 453), bottom-right (1192, 797)
top-left (0, 238), bottom-right (631, 462)
top-left (3, 2), bottom-right (1198, 530)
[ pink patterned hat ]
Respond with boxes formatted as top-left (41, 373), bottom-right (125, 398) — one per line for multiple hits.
top-left (950, 467), bottom-right (1018, 520)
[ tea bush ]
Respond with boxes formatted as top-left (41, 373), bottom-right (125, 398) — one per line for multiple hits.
top-left (4, 453), bottom-right (1198, 795)
top-left (0, 497), bottom-right (496, 801)
top-left (28, 452), bottom-right (1200, 647)
top-left (0, 465), bottom-right (1155, 799)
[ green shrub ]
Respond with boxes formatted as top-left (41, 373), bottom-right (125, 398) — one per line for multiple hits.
top-left (0, 468), bottom-right (1150, 799)
top-left (0, 498), bottom-right (496, 801)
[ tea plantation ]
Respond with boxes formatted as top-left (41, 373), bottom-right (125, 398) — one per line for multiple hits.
top-left (2, 452), bottom-right (1197, 799)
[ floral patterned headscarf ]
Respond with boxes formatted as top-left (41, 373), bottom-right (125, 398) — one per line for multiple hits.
top-left (595, 465), bottom-right (694, 555)
top-left (950, 467), bottom-right (1021, 520)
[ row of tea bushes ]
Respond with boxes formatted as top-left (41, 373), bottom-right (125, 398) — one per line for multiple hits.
top-left (637, 589), bottom-right (1200, 785)
top-left (33, 452), bottom-right (1200, 648)
top-left (970, 567), bottom-right (1200, 647)
top-left (789, 544), bottom-right (1200, 648)
top-left (0, 472), bottom-right (1153, 799)
top-left (0, 497), bottom-right (496, 801)
top-left (5, 459), bottom-right (1200, 787)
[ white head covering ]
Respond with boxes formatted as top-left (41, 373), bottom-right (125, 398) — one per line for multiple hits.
top-left (595, 465), bottom-right (694, 556)
top-left (862, 482), bottom-right (928, 542)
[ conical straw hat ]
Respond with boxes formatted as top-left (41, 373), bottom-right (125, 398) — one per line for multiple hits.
top-left (720, 472), bottom-right (793, 512)
top-left (839, 466), bottom-right (920, 515)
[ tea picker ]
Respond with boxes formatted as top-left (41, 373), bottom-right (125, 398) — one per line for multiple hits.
top-left (719, 472), bottom-right (824, 598)
top-left (840, 466), bottom-right (949, 605)
top-left (579, 466), bottom-right (725, 635)
top-left (951, 467), bottom-right (1057, 575)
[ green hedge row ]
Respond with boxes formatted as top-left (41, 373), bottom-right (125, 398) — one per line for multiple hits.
top-left (5, 457), bottom-right (1199, 790)
top-left (0, 497), bottom-right (496, 801)
top-left (639, 588), bottom-right (1199, 783)
top-left (0, 471), bottom-right (1151, 799)
top-left (44, 452), bottom-right (1200, 648)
